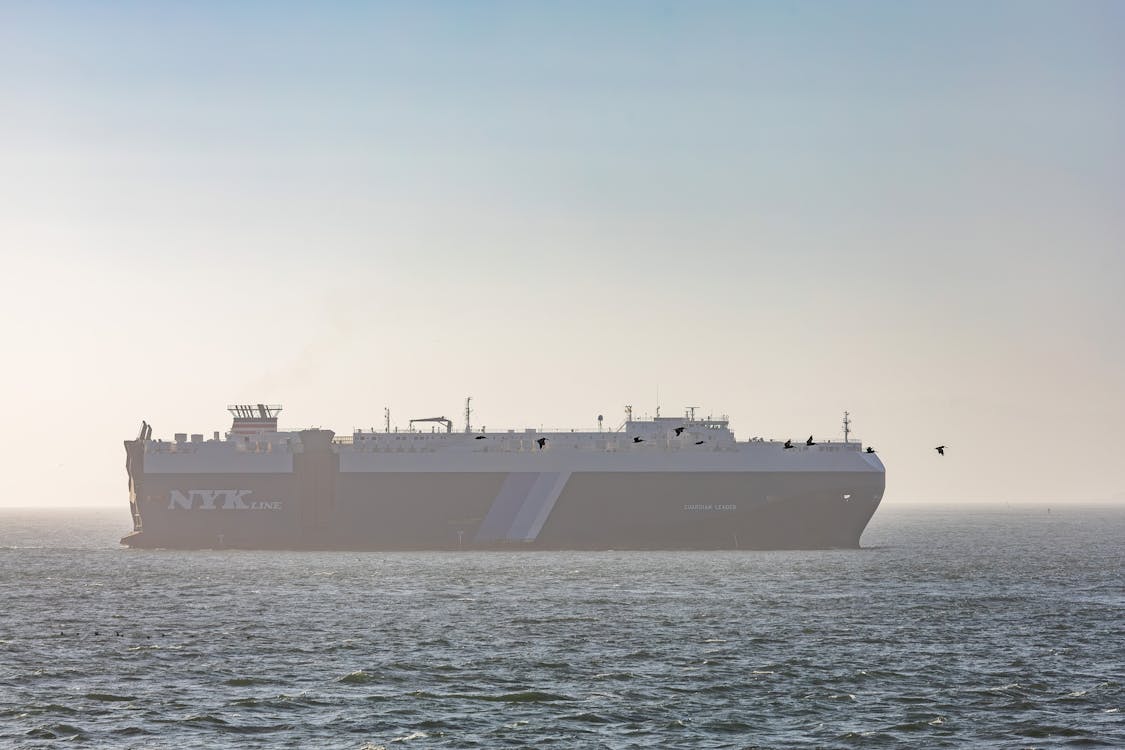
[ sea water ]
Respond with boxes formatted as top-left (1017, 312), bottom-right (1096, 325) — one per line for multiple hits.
top-left (0, 504), bottom-right (1121, 748)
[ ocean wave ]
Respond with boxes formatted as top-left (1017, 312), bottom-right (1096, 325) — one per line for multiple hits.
top-left (407, 689), bottom-right (576, 703)
top-left (223, 676), bottom-right (273, 687)
top-left (339, 670), bottom-right (375, 684)
top-left (24, 723), bottom-right (86, 740)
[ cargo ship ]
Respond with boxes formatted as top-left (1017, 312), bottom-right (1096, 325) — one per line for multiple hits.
top-left (121, 403), bottom-right (884, 550)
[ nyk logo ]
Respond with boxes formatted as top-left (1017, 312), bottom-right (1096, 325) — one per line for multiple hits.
top-left (168, 490), bottom-right (281, 511)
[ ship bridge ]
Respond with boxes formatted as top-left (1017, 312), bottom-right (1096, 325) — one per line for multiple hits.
top-left (625, 415), bottom-right (735, 446)
top-left (229, 404), bottom-right (282, 435)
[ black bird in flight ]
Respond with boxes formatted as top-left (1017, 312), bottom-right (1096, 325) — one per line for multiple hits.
top-left (474, 435), bottom-right (487, 440)
top-left (695, 440), bottom-right (705, 445)
top-left (865, 447), bottom-right (876, 454)
top-left (536, 437), bottom-right (548, 449)
top-left (674, 426), bottom-right (685, 436)
top-left (633, 436), bottom-right (645, 443)
top-left (806, 435), bottom-right (816, 446)
top-left (935, 445), bottom-right (945, 456)
top-left (783, 439), bottom-right (794, 449)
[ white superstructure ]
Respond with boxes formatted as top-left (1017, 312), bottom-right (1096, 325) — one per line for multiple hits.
top-left (142, 407), bottom-right (881, 476)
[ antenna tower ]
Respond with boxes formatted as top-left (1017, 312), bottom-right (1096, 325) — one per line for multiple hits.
top-left (464, 396), bottom-right (473, 434)
top-left (843, 411), bottom-right (851, 443)
top-left (384, 407), bottom-right (391, 433)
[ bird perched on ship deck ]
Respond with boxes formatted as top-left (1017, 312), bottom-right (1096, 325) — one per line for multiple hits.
top-left (806, 435), bottom-right (816, 446)
top-left (783, 439), bottom-right (794, 449)
top-left (935, 445), bottom-right (945, 456)
top-left (633, 437), bottom-right (645, 443)
top-left (866, 447), bottom-right (876, 454)
top-left (474, 435), bottom-right (487, 440)
top-left (674, 426), bottom-right (685, 436)
top-left (536, 437), bottom-right (547, 449)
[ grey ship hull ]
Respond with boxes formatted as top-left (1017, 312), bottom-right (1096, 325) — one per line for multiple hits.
top-left (122, 431), bottom-right (884, 550)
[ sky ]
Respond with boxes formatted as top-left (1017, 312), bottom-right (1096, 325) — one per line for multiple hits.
top-left (1, 1), bottom-right (1123, 508)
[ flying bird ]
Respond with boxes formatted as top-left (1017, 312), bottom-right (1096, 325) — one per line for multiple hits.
top-left (783, 439), bottom-right (794, 449)
top-left (674, 427), bottom-right (685, 436)
top-left (633, 437), bottom-right (645, 443)
top-left (806, 435), bottom-right (816, 446)
top-left (935, 445), bottom-right (945, 456)
top-left (536, 437), bottom-right (548, 449)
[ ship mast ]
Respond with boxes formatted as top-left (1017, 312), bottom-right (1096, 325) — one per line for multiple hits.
top-left (843, 411), bottom-right (851, 443)
top-left (464, 396), bottom-right (472, 434)
top-left (384, 407), bottom-right (391, 433)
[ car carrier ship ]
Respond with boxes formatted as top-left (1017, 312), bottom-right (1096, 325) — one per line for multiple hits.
top-left (121, 402), bottom-right (884, 550)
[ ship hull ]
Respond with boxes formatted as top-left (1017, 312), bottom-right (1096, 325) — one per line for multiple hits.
top-left (123, 434), bottom-right (884, 550)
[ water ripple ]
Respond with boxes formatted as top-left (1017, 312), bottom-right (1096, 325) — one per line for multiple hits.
top-left (0, 506), bottom-right (1121, 748)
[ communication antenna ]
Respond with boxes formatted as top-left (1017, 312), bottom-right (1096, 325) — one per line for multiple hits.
top-left (625, 404), bottom-right (633, 423)
top-left (843, 411), bottom-right (851, 443)
top-left (464, 396), bottom-right (473, 434)
top-left (597, 414), bottom-right (604, 432)
top-left (384, 407), bottom-right (391, 433)
top-left (686, 406), bottom-right (699, 421)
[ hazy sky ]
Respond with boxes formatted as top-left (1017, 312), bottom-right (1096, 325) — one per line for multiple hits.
top-left (2, 1), bottom-right (1123, 508)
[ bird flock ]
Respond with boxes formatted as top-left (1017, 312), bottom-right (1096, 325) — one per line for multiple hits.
top-left (464, 428), bottom-right (946, 456)
top-left (781, 436), bottom-right (947, 457)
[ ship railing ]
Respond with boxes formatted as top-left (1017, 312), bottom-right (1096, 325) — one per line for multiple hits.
top-left (347, 426), bottom-right (691, 437)
top-left (748, 436), bottom-right (864, 445)
top-left (339, 437), bottom-right (747, 454)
